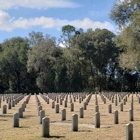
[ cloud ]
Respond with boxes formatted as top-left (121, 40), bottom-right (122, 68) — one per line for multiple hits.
top-left (0, 0), bottom-right (80, 10)
top-left (70, 18), bottom-right (115, 31)
top-left (0, 10), bottom-right (14, 31)
top-left (0, 10), bottom-right (115, 32)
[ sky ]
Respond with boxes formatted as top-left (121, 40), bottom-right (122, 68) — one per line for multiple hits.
top-left (0, 0), bottom-right (118, 43)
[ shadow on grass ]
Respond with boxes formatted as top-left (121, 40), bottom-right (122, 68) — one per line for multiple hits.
top-left (101, 114), bottom-right (108, 116)
top-left (22, 115), bottom-right (36, 119)
top-left (0, 114), bottom-right (12, 117)
top-left (103, 126), bottom-right (112, 128)
top-left (7, 113), bottom-right (14, 114)
top-left (0, 119), bottom-right (7, 121)
top-left (47, 135), bottom-right (65, 139)
top-left (19, 126), bottom-right (30, 128)
top-left (64, 120), bottom-right (71, 122)
top-left (78, 130), bottom-right (92, 132)
top-left (121, 111), bottom-right (128, 112)
top-left (50, 121), bottom-right (57, 123)
top-left (74, 111), bottom-right (79, 112)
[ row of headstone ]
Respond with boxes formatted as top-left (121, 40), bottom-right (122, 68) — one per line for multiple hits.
top-left (42, 92), bottom-right (135, 125)
top-left (12, 94), bottom-right (31, 127)
top-left (12, 93), bottom-right (135, 139)
top-left (39, 93), bottom-right (49, 104)
top-left (39, 92), bottom-right (92, 115)
top-left (34, 94), bottom-right (50, 137)
top-left (13, 108), bottom-right (134, 140)
top-left (42, 92), bottom-right (86, 121)
top-left (34, 93), bottom-right (46, 125)
top-left (102, 92), bottom-right (135, 122)
top-left (100, 92), bottom-right (136, 132)
top-left (35, 93), bottom-right (134, 139)
top-left (19, 94), bottom-right (31, 118)
top-left (1, 94), bottom-right (29, 114)
top-left (0, 93), bottom-right (25, 110)
top-left (42, 115), bottom-right (133, 139)
top-left (42, 113), bottom-right (78, 138)
top-left (44, 92), bottom-right (89, 105)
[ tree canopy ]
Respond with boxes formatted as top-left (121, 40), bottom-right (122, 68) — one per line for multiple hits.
top-left (0, 21), bottom-right (140, 93)
top-left (110, 0), bottom-right (140, 71)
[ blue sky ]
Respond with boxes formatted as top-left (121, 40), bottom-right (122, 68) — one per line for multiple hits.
top-left (0, 0), bottom-right (117, 43)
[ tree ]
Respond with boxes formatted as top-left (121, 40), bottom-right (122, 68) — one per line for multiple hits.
top-left (27, 31), bottom-right (44, 47)
top-left (61, 25), bottom-right (75, 48)
top-left (110, 0), bottom-right (140, 71)
top-left (110, 0), bottom-right (140, 29)
top-left (59, 25), bottom-right (76, 91)
top-left (27, 35), bottom-right (62, 92)
top-left (71, 28), bottom-right (118, 91)
top-left (0, 37), bottom-right (31, 93)
top-left (54, 57), bottom-right (69, 92)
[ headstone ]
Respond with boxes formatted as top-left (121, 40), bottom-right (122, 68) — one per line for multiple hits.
top-left (18, 107), bottom-right (23, 118)
top-left (47, 98), bottom-right (49, 104)
top-left (42, 117), bottom-right (50, 137)
top-left (60, 99), bottom-right (62, 105)
top-left (13, 113), bottom-right (19, 127)
top-left (119, 97), bottom-right (121, 102)
top-left (126, 96), bottom-right (127, 101)
top-left (15, 98), bottom-right (18, 104)
top-left (38, 106), bottom-right (42, 116)
top-left (11, 100), bottom-right (15, 107)
top-left (61, 109), bottom-right (66, 121)
top-left (112, 97), bottom-right (114, 103)
top-left (56, 97), bottom-right (59, 103)
top-left (138, 97), bottom-right (140, 103)
top-left (120, 103), bottom-right (123, 111)
top-left (95, 112), bottom-right (100, 128)
top-left (55, 104), bottom-right (59, 113)
top-left (114, 110), bottom-right (119, 124)
top-left (70, 103), bottom-right (74, 112)
top-left (104, 98), bottom-right (106, 104)
top-left (40, 110), bottom-right (45, 124)
top-left (79, 107), bottom-right (84, 118)
top-left (64, 100), bottom-right (67, 107)
top-left (95, 100), bottom-right (98, 106)
top-left (95, 105), bottom-right (99, 113)
top-left (129, 109), bottom-right (133, 121)
top-left (72, 114), bottom-right (78, 131)
top-left (52, 101), bottom-right (55, 108)
top-left (37, 101), bottom-right (40, 107)
top-left (130, 102), bottom-right (133, 110)
top-left (115, 99), bottom-right (117, 106)
top-left (126, 123), bottom-right (133, 140)
top-left (86, 100), bottom-right (88, 105)
top-left (6, 98), bottom-right (8, 103)
top-left (108, 104), bottom-right (112, 113)
top-left (2, 105), bottom-right (7, 114)
top-left (23, 101), bottom-right (26, 110)
top-left (8, 102), bottom-right (11, 109)
top-left (123, 99), bottom-right (126, 105)
top-left (22, 103), bottom-right (25, 112)
top-left (79, 98), bottom-right (81, 103)
top-left (70, 98), bottom-right (72, 103)
top-left (83, 102), bottom-right (87, 110)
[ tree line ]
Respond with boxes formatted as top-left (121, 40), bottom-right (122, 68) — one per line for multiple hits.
top-left (0, 0), bottom-right (140, 93)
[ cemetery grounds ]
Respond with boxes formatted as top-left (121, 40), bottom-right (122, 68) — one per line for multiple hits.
top-left (0, 93), bottom-right (140, 140)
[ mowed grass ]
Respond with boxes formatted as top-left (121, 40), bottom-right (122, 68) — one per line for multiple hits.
top-left (0, 93), bottom-right (140, 140)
